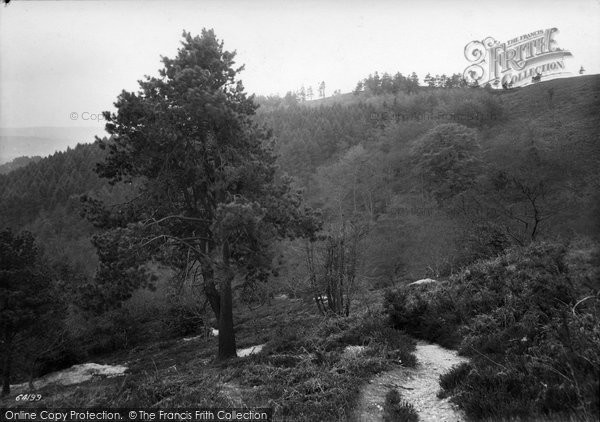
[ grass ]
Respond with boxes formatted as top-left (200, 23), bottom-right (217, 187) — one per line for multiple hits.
top-left (220, 304), bottom-right (417, 421)
top-left (1, 291), bottom-right (417, 422)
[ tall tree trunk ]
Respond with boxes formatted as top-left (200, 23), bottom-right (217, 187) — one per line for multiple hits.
top-left (218, 242), bottom-right (236, 360)
top-left (201, 263), bottom-right (220, 320)
top-left (218, 270), bottom-right (236, 359)
top-left (1, 341), bottom-right (11, 397)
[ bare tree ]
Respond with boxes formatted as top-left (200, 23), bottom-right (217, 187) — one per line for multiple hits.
top-left (305, 221), bottom-right (366, 316)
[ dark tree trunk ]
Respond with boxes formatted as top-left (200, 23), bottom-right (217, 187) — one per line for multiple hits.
top-left (218, 269), bottom-right (236, 360)
top-left (202, 264), bottom-right (220, 320)
top-left (28, 357), bottom-right (39, 390)
top-left (1, 342), bottom-right (11, 397)
top-left (218, 241), bottom-right (236, 360)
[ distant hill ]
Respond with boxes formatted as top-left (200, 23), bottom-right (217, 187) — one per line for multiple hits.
top-left (487, 74), bottom-right (600, 120)
top-left (1, 74), bottom-right (598, 277)
top-left (302, 92), bottom-right (356, 107)
top-left (261, 75), bottom-right (600, 112)
top-left (0, 156), bottom-right (42, 175)
top-left (0, 126), bottom-right (106, 164)
top-left (0, 142), bottom-right (108, 228)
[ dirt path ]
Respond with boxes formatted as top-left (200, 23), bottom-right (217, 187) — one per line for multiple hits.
top-left (355, 341), bottom-right (469, 422)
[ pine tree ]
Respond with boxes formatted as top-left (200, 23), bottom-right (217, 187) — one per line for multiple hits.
top-left (424, 73), bottom-right (435, 87)
top-left (410, 72), bottom-right (419, 85)
top-left (299, 86), bottom-right (306, 102)
top-left (319, 81), bottom-right (326, 98)
top-left (85, 30), bottom-right (320, 360)
top-left (0, 229), bottom-right (54, 395)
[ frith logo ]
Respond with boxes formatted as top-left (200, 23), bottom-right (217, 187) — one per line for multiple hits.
top-left (463, 28), bottom-right (573, 89)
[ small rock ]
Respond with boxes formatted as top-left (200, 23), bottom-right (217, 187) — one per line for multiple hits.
top-left (237, 344), bottom-right (265, 357)
top-left (343, 345), bottom-right (366, 358)
top-left (408, 278), bottom-right (438, 286)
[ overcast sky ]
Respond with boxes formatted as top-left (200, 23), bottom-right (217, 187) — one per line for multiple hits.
top-left (1, 0), bottom-right (599, 129)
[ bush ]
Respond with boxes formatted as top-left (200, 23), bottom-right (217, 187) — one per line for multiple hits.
top-left (75, 303), bottom-right (166, 356)
top-left (384, 283), bottom-right (462, 348)
top-left (385, 240), bottom-right (600, 420)
top-left (308, 313), bottom-right (418, 367)
top-left (448, 365), bottom-right (539, 419)
top-left (438, 362), bottom-right (471, 398)
top-left (162, 302), bottom-right (205, 337)
top-left (454, 222), bottom-right (513, 268)
top-left (383, 389), bottom-right (419, 422)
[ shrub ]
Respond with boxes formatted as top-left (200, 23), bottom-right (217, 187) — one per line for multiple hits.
top-left (438, 362), bottom-right (471, 398)
top-left (386, 240), bottom-right (600, 420)
top-left (75, 303), bottom-right (166, 356)
top-left (448, 365), bottom-right (539, 419)
top-left (308, 313), bottom-right (418, 367)
top-left (384, 283), bottom-right (462, 348)
top-left (162, 302), bottom-right (204, 337)
top-left (383, 389), bottom-right (419, 422)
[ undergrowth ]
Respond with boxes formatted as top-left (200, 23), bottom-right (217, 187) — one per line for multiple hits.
top-left (4, 300), bottom-right (417, 422)
top-left (226, 311), bottom-right (416, 421)
top-left (385, 240), bottom-right (600, 421)
top-left (383, 389), bottom-right (419, 422)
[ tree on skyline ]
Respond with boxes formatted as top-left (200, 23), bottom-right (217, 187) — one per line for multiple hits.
top-left (319, 81), bottom-right (326, 98)
top-left (299, 86), bottom-right (306, 102)
top-left (307, 86), bottom-right (314, 100)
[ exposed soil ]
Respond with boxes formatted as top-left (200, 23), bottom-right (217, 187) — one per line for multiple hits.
top-left (10, 363), bottom-right (128, 393)
top-left (356, 341), bottom-right (469, 422)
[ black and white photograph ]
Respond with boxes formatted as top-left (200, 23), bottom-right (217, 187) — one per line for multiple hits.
top-left (1, 1), bottom-right (599, 421)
